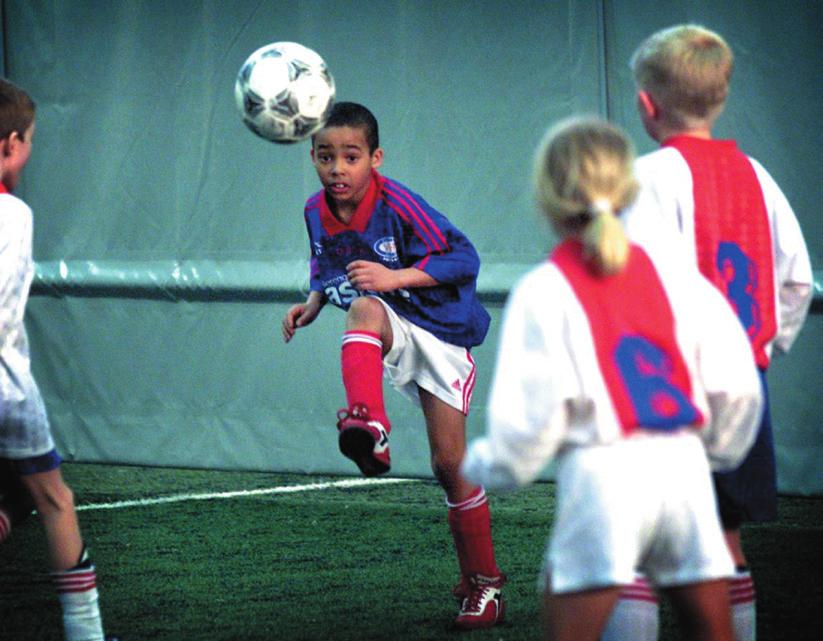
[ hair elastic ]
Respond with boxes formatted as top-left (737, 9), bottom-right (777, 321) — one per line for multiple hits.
top-left (589, 199), bottom-right (612, 217)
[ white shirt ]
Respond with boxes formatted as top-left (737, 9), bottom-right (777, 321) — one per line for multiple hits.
top-left (626, 146), bottom-right (812, 357)
top-left (1, 192), bottom-right (53, 458)
top-left (462, 238), bottom-right (762, 492)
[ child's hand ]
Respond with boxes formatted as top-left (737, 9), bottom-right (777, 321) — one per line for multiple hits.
top-left (346, 260), bottom-right (399, 292)
top-left (282, 295), bottom-right (323, 343)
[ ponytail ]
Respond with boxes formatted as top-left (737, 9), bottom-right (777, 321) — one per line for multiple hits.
top-left (582, 199), bottom-right (629, 275)
top-left (534, 117), bottom-right (638, 276)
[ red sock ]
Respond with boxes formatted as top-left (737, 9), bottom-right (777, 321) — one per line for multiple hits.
top-left (0, 506), bottom-right (11, 543)
top-left (447, 487), bottom-right (501, 577)
top-left (341, 331), bottom-right (390, 430)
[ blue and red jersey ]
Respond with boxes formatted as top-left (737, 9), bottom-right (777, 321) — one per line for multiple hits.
top-left (303, 171), bottom-right (490, 348)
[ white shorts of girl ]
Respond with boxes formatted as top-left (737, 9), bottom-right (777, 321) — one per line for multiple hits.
top-left (540, 430), bottom-right (734, 594)
top-left (374, 297), bottom-right (477, 416)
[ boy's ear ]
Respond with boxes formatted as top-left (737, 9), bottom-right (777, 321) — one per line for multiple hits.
top-left (0, 133), bottom-right (14, 158)
top-left (637, 90), bottom-right (659, 120)
top-left (371, 147), bottom-right (384, 169)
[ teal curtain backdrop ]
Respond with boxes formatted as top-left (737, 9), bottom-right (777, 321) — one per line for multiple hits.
top-left (4, 0), bottom-right (821, 493)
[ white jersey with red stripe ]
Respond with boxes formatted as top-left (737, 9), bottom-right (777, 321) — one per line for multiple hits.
top-left (625, 141), bottom-right (812, 364)
top-left (0, 188), bottom-right (54, 459)
top-left (462, 237), bottom-right (762, 492)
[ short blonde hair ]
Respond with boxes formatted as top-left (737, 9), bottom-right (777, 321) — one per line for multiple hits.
top-left (534, 117), bottom-right (638, 275)
top-left (631, 24), bottom-right (733, 130)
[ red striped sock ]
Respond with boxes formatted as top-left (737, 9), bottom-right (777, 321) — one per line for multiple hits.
top-left (341, 331), bottom-right (390, 430)
top-left (0, 507), bottom-right (10, 543)
top-left (618, 575), bottom-right (659, 604)
top-left (601, 575), bottom-right (659, 641)
top-left (730, 569), bottom-right (756, 641)
top-left (447, 487), bottom-right (501, 578)
top-left (52, 559), bottom-right (105, 641)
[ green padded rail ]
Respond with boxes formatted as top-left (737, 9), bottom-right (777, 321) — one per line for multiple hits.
top-left (31, 260), bottom-right (823, 310)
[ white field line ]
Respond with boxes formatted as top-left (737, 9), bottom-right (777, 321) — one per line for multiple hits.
top-left (76, 477), bottom-right (421, 512)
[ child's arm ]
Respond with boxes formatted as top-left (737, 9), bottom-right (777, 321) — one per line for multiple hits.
top-left (282, 290), bottom-right (325, 343)
top-left (346, 260), bottom-right (437, 292)
top-left (407, 229), bottom-right (481, 287)
top-left (385, 184), bottom-right (482, 286)
top-left (750, 160), bottom-right (813, 354)
top-left (693, 275), bottom-right (762, 471)
top-left (0, 208), bottom-right (32, 338)
top-left (462, 269), bottom-right (572, 491)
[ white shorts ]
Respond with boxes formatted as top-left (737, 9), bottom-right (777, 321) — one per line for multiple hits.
top-left (540, 431), bottom-right (734, 594)
top-left (375, 298), bottom-right (477, 415)
top-left (1, 353), bottom-right (54, 459)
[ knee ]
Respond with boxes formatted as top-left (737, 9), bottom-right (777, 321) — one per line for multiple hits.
top-left (430, 450), bottom-right (463, 490)
top-left (346, 296), bottom-right (385, 328)
top-left (28, 478), bottom-right (75, 516)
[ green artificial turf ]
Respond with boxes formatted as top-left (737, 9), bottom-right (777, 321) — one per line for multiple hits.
top-left (1, 463), bottom-right (820, 640)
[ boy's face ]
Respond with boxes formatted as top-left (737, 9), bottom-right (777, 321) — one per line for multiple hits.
top-left (311, 125), bottom-right (383, 215)
top-left (1, 122), bottom-right (35, 191)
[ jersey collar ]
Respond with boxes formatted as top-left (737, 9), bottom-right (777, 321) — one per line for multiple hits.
top-left (662, 135), bottom-right (739, 152)
top-left (319, 170), bottom-right (382, 235)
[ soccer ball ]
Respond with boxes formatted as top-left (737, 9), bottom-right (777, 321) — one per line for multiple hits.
top-left (235, 42), bottom-right (335, 144)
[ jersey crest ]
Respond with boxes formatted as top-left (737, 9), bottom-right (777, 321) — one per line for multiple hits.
top-left (552, 241), bottom-right (703, 434)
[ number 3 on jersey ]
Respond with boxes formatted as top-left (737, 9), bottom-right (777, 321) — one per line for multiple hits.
top-left (717, 241), bottom-right (761, 340)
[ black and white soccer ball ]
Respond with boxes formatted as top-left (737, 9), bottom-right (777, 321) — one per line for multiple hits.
top-left (235, 42), bottom-right (335, 144)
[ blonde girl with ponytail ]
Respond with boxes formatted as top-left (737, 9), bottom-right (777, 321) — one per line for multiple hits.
top-left (462, 116), bottom-right (762, 641)
top-left (533, 117), bottom-right (638, 275)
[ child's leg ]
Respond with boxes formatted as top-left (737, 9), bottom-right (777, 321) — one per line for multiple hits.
top-left (21, 468), bottom-right (107, 641)
top-left (0, 460), bottom-right (35, 542)
top-left (419, 387), bottom-right (473, 503)
top-left (600, 573), bottom-right (660, 641)
top-left (723, 530), bottom-right (756, 641)
top-left (21, 467), bottom-right (83, 569)
top-left (419, 388), bottom-right (504, 629)
top-left (713, 371), bottom-right (773, 641)
top-left (341, 296), bottom-right (393, 427)
top-left (420, 387), bottom-right (498, 573)
top-left (541, 585), bottom-right (621, 641)
top-left (662, 579), bottom-right (734, 641)
top-left (337, 297), bottom-right (394, 476)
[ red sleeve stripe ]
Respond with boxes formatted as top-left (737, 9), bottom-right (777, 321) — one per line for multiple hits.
top-left (383, 180), bottom-right (450, 253)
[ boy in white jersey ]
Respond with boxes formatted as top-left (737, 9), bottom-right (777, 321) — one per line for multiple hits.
top-left (462, 116), bottom-right (761, 641)
top-left (0, 78), bottom-right (117, 641)
top-left (604, 24), bottom-right (813, 641)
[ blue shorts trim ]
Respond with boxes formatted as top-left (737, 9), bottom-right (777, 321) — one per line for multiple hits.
top-left (712, 369), bottom-right (777, 528)
top-left (6, 449), bottom-right (63, 475)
